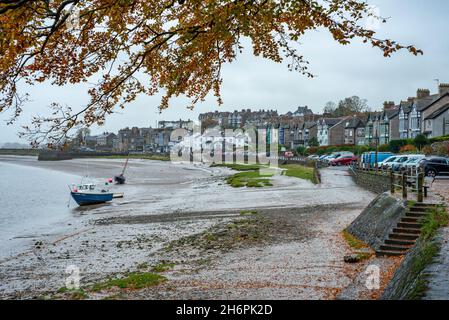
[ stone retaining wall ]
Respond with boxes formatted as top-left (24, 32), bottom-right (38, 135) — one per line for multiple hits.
top-left (382, 232), bottom-right (442, 300)
top-left (349, 168), bottom-right (390, 194)
top-left (346, 193), bottom-right (406, 251)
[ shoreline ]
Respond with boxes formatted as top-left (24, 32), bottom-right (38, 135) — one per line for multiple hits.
top-left (0, 157), bottom-right (380, 299)
top-left (1, 204), bottom-right (372, 300)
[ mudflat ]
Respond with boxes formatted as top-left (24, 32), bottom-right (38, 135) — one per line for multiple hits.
top-left (0, 156), bottom-right (376, 299)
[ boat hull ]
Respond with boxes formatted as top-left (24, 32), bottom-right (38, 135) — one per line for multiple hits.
top-left (70, 192), bottom-right (114, 206)
top-left (114, 174), bottom-right (126, 184)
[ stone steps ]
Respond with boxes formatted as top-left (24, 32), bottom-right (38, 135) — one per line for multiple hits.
top-left (375, 203), bottom-right (441, 257)
top-left (385, 238), bottom-right (416, 246)
top-left (393, 227), bottom-right (421, 235)
top-left (412, 203), bottom-right (438, 207)
top-left (401, 217), bottom-right (425, 223)
top-left (389, 232), bottom-right (420, 241)
top-left (380, 243), bottom-right (413, 251)
top-left (406, 212), bottom-right (429, 218)
top-left (407, 209), bottom-right (427, 214)
top-left (376, 249), bottom-right (405, 257)
top-left (397, 222), bottom-right (423, 229)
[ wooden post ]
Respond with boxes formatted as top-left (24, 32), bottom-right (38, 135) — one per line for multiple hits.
top-left (402, 172), bottom-right (407, 200)
top-left (390, 170), bottom-right (395, 194)
top-left (417, 171), bottom-right (423, 203)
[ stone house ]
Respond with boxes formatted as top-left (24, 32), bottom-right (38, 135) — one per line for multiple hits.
top-left (396, 86), bottom-right (449, 139)
top-left (116, 127), bottom-right (143, 151)
top-left (424, 104), bottom-right (449, 137)
top-left (284, 106), bottom-right (314, 118)
top-left (386, 106), bottom-right (400, 141)
top-left (317, 118), bottom-right (339, 146)
top-left (289, 121), bottom-right (306, 149)
top-left (364, 112), bottom-right (382, 146)
top-left (398, 100), bottom-right (413, 139)
top-left (329, 117), bottom-right (350, 146)
top-left (199, 109), bottom-right (278, 129)
top-left (420, 86), bottom-right (449, 137)
top-left (344, 117), bottom-right (365, 145)
top-left (95, 132), bottom-right (116, 151)
top-left (317, 118), bottom-right (348, 146)
top-left (304, 122), bottom-right (318, 147)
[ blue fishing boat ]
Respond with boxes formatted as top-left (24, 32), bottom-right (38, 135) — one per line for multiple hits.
top-left (70, 183), bottom-right (114, 206)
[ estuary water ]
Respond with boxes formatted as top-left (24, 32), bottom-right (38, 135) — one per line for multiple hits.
top-left (0, 160), bottom-right (81, 259)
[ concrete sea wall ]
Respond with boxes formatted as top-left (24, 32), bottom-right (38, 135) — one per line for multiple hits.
top-left (347, 192), bottom-right (448, 300)
top-left (346, 193), bottom-right (406, 251)
top-left (381, 233), bottom-right (442, 300)
top-left (38, 151), bottom-right (130, 161)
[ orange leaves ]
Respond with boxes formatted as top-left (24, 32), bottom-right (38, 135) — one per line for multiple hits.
top-left (0, 0), bottom-right (422, 146)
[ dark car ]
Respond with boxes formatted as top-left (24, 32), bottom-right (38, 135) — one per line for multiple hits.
top-left (419, 157), bottom-right (449, 177)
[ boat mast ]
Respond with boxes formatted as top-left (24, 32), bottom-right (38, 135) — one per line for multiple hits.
top-left (121, 154), bottom-right (129, 175)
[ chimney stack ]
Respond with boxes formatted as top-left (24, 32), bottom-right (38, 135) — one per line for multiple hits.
top-left (439, 83), bottom-right (449, 96)
top-left (417, 89), bottom-right (430, 99)
top-left (407, 97), bottom-right (415, 103)
top-left (383, 101), bottom-right (395, 110)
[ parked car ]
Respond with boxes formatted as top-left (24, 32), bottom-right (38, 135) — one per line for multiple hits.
top-left (319, 154), bottom-right (329, 161)
top-left (419, 157), bottom-right (449, 177)
top-left (390, 154), bottom-right (423, 171)
top-left (308, 155), bottom-right (320, 160)
top-left (283, 151), bottom-right (294, 158)
top-left (324, 152), bottom-right (354, 164)
top-left (398, 155), bottom-right (426, 171)
top-left (329, 155), bottom-right (358, 166)
top-left (378, 155), bottom-right (399, 169)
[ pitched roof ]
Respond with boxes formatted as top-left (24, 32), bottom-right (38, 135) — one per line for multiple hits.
top-left (400, 100), bottom-right (414, 113)
top-left (320, 118), bottom-right (342, 126)
top-left (416, 94), bottom-right (440, 111)
top-left (345, 117), bottom-right (364, 129)
top-left (425, 103), bottom-right (449, 120)
top-left (385, 107), bottom-right (400, 119)
top-left (304, 121), bottom-right (317, 129)
top-left (366, 112), bottom-right (382, 121)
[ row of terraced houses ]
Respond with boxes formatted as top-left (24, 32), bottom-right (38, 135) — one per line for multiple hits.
top-left (75, 83), bottom-right (449, 153)
top-left (198, 83), bottom-right (449, 150)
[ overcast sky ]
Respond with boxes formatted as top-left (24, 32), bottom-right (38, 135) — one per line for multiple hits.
top-left (1, 0), bottom-right (449, 144)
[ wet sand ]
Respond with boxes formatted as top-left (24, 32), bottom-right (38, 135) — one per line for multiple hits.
top-left (0, 156), bottom-right (378, 299)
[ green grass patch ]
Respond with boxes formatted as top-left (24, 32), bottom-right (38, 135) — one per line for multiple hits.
top-left (56, 287), bottom-right (89, 300)
top-left (407, 200), bottom-right (417, 207)
top-left (225, 169), bottom-right (274, 188)
top-left (240, 210), bottom-right (258, 216)
top-left (421, 206), bottom-right (449, 240)
top-left (151, 261), bottom-right (175, 273)
top-left (280, 164), bottom-right (317, 184)
top-left (91, 272), bottom-right (166, 292)
top-left (342, 230), bottom-right (369, 250)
